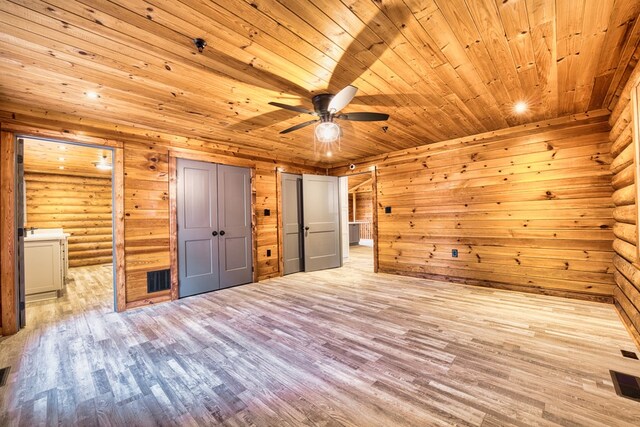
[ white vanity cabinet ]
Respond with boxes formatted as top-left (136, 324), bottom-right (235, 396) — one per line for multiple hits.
top-left (24, 229), bottom-right (69, 301)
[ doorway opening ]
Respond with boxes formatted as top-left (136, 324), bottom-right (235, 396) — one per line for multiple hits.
top-left (17, 136), bottom-right (116, 328)
top-left (341, 172), bottom-right (375, 272)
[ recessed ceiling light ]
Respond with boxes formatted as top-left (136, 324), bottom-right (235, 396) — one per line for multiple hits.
top-left (85, 91), bottom-right (100, 99)
top-left (326, 151), bottom-right (332, 157)
top-left (58, 157), bottom-right (65, 161)
top-left (58, 166), bottom-right (64, 170)
top-left (58, 145), bottom-right (66, 150)
top-left (514, 101), bottom-right (528, 114)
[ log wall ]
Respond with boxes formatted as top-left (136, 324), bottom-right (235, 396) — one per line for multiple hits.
top-left (609, 62), bottom-right (640, 348)
top-left (24, 172), bottom-right (113, 267)
top-left (333, 112), bottom-right (616, 301)
top-left (348, 192), bottom-right (373, 222)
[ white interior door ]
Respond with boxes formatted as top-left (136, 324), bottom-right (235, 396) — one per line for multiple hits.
top-left (302, 174), bottom-right (341, 272)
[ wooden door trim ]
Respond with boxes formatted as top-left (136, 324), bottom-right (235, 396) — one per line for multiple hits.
top-left (371, 167), bottom-right (378, 273)
top-left (1, 130), bottom-right (17, 335)
top-left (276, 169), bottom-right (284, 277)
top-left (168, 151), bottom-right (258, 301)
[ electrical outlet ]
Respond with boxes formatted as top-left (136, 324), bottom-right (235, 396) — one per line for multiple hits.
top-left (385, 206), bottom-right (392, 214)
top-left (452, 249), bottom-right (458, 258)
top-left (264, 209), bottom-right (271, 216)
top-left (266, 249), bottom-right (271, 257)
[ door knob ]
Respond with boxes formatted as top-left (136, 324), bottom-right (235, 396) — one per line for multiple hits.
top-left (219, 230), bottom-right (226, 236)
top-left (212, 231), bottom-right (218, 236)
top-left (304, 226), bottom-right (310, 231)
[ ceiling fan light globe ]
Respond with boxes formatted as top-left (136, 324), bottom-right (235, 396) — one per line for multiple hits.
top-left (315, 122), bottom-right (340, 143)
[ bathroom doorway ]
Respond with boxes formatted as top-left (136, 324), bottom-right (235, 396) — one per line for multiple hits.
top-left (17, 136), bottom-right (116, 326)
top-left (341, 172), bottom-right (376, 272)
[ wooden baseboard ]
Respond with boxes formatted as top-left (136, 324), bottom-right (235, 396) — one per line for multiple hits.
top-left (377, 268), bottom-right (614, 304)
top-left (125, 294), bottom-right (172, 310)
top-left (258, 272), bottom-right (281, 281)
top-left (614, 300), bottom-right (640, 351)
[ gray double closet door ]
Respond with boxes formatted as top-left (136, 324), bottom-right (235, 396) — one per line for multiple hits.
top-left (282, 173), bottom-right (341, 275)
top-left (177, 159), bottom-right (252, 298)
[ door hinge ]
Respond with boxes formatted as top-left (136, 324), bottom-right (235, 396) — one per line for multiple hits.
top-left (17, 227), bottom-right (24, 237)
top-left (16, 154), bottom-right (23, 164)
top-left (19, 301), bottom-right (25, 311)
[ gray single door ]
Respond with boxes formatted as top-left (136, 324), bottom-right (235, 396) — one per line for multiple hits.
top-left (302, 174), bottom-right (341, 272)
top-left (217, 164), bottom-right (253, 288)
top-left (177, 159), bottom-right (219, 297)
top-left (282, 173), bottom-right (303, 275)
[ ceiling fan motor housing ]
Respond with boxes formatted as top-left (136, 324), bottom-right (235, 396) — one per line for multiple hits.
top-left (312, 93), bottom-right (335, 121)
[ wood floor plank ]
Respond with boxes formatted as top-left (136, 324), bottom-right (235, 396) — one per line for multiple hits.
top-left (1, 247), bottom-right (640, 425)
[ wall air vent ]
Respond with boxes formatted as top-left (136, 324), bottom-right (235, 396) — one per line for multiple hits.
top-left (147, 269), bottom-right (171, 293)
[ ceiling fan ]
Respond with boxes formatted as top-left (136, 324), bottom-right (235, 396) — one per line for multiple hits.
top-left (268, 85), bottom-right (389, 143)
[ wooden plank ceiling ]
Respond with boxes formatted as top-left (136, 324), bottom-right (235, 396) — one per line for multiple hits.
top-left (23, 137), bottom-right (113, 177)
top-left (1, 0), bottom-right (639, 166)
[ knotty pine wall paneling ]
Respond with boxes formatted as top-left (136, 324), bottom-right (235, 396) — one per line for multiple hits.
top-left (0, 123), bottom-right (322, 320)
top-left (609, 59), bottom-right (640, 348)
top-left (121, 142), bottom-right (321, 306)
top-left (24, 172), bottom-right (113, 267)
top-left (332, 112), bottom-right (616, 302)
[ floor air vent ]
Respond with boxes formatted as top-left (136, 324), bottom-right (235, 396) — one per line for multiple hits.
top-left (147, 269), bottom-right (171, 293)
top-left (0, 367), bottom-right (10, 387)
top-left (610, 370), bottom-right (640, 402)
top-left (621, 350), bottom-right (639, 360)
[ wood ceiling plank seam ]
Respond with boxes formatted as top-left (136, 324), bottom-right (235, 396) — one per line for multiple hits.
top-left (272, 0), bottom-right (464, 139)
top-left (22, 0), bottom-right (315, 103)
top-left (555, 0), bottom-right (586, 115)
top-left (594, 0), bottom-right (640, 83)
top-left (602, 7), bottom-right (640, 110)
top-left (36, 0), bottom-right (320, 107)
top-left (573, 0), bottom-right (616, 113)
top-left (495, 0), bottom-right (541, 114)
top-left (177, 0), bottom-right (342, 84)
top-left (0, 43), bottom-right (274, 126)
top-left (375, 0), bottom-right (496, 130)
top-left (343, 0), bottom-right (487, 135)
top-left (409, 5), bottom-right (508, 130)
top-left (463, 0), bottom-right (525, 101)
top-left (114, 0), bottom-right (334, 91)
top-left (525, 0), bottom-right (559, 119)
top-left (0, 4), bottom-right (270, 106)
top-left (432, 0), bottom-right (515, 117)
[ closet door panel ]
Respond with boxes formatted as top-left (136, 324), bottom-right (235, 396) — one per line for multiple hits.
top-left (217, 165), bottom-right (252, 288)
top-left (177, 159), bottom-right (219, 297)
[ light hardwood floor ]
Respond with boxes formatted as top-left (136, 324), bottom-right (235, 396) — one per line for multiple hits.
top-left (1, 246), bottom-right (640, 426)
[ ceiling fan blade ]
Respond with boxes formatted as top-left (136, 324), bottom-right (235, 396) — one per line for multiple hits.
top-left (336, 112), bottom-right (389, 121)
top-left (269, 102), bottom-right (316, 116)
top-left (280, 119), bottom-right (319, 134)
top-left (328, 85), bottom-right (358, 113)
